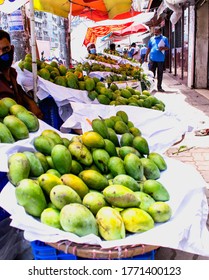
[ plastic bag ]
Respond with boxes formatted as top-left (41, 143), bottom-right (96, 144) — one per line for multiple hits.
top-left (141, 62), bottom-right (149, 72)
top-left (0, 218), bottom-right (33, 260)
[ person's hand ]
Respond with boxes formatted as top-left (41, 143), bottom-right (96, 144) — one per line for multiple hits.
top-left (144, 57), bottom-right (147, 62)
top-left (159, 47), bottom-right (164, 51)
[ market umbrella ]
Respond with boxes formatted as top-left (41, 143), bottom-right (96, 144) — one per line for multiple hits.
top-left (112, 23), bottom-right (149, 37)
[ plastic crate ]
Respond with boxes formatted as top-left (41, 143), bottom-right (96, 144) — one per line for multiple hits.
top-left (0, 172), bottom-right (10, 221)
top-left (39, 96), bottom-right (63, 130)
top-left (30, 241), bottom-right (77, 260)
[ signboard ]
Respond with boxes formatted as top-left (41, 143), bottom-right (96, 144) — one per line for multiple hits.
top-left (9, 8), bottom-right (24, 32)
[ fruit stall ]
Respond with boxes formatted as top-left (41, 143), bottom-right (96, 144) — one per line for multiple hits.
top-left (0, 97), bottom-right (209, 260)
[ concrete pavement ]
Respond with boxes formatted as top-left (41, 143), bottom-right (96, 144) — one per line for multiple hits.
top-left (154, 72), bottom-right (209, 260)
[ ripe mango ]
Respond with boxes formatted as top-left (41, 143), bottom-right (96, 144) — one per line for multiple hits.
top-left (51, 144), bottom-right (72, 174)
top-left (108, 156), bottom-right (126, 177)
top-left (40, 207), bottom-right (61, 229)
top-left (60, 203), bottom-right (98, 236)
top-left (79, 169), bottom-right (109, 191)
top-left (124, 153), bottom-right (144, 181)
top-left (50, 184), bottom-right (82, 210)
top-left (41, 129), bottom-right (63, 145)
top-left (148, 152), bottom-right (167, 171)
top-left (15, 178), bottom-right (47, 217)
top-left (61, 174), bottom-right (89, 199)
top-left (9, 104), bottom-right (27, 115)
top-left (140, 158), bottom-right (161, 180)
top-left (83, 192), bottom-right (107, 215)
top-left (81, 131), bottom-right (105, 148)
top-left (33, 135), bottom-right (56, 155)
top-left (92, 118), bottom-right (109, 139)
top-left (142, 179), bottom-right (170, 201)
top-left (132, 135), bottom-right (149, 155)
top-left (112, 174), bottom-right (141, 192)
top-left (134, 191), bottom-right (155, 212)
top-left (3, 115), bottom-right (29, 140)
top-left (103, 184), bottom-right (140, 208)
top-left (0, 122), bottom-right (15, 143)
top-left (121, 208), bottom-right (154, 233)
top-left (38, 173), bottom-right (63, 196)
top-left (92, 149), bottom-right (110, 173)
top-left (96, 206), bottom-right (125, 240)
top-left (148, 202), bottom-right (172, 222)
top-left (8, 153), bottom-right (30, 185)
top-left (23, 151), bottom-right (45, 177)
top-left (16, 111), bottom-right (39, 132)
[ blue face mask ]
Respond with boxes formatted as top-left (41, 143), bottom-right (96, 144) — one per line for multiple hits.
top-left (89, 48), bottom-right (96, 54)
top-left (155, 35), bottom-right (161, 38)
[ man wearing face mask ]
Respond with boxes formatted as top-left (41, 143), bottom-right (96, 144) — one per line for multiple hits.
top-left (0, 30), bottom-right (43, 119)
top-left (87, 43), bottom-right (97, 55)
top-left (144, 27), bottom-right (169, 92)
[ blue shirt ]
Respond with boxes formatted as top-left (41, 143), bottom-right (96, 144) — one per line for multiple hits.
top-left (148, 35), bottom-right (169, 62)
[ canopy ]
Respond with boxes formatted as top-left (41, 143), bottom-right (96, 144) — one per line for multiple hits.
top-left (33, 0), bottom-right (138, 21)
top-left (83, 22), bottom-right (133, 46)
top-left (112, 23), bottom-right (148, 37)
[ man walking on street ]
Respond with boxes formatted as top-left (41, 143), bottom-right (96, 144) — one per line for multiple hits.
top-left (144, 27), bottom-right (169, 92)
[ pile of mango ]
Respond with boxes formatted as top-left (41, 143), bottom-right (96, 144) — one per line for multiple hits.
top-left (0, 97), bottom-right (39, 143)
top-left (8, 111), bottom-right (172, 241)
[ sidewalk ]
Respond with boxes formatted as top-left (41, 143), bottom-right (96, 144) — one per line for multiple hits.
top-left (154, 72), bottom-right (209, 260)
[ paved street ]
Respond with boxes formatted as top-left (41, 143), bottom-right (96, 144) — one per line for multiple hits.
top-left (154, 72), bottom-right (209, 260)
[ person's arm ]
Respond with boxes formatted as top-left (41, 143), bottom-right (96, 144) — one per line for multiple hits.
top-left (144, 48), bottom-right (151, 62)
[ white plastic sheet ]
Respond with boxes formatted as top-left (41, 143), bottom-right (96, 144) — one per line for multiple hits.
top-left (60, 103), bottom-right (188, 154)
top-left (0, 157), bottom-right (209, 256)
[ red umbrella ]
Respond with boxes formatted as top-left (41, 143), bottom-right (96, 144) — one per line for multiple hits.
top-left (112, 23), bottom-right (149, 37)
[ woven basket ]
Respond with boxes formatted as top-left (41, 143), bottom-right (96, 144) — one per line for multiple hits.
top-left (47, 241), bottom-right (159, 260)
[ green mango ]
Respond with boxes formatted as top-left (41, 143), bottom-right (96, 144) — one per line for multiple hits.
top-left (16, 111), bottom-right (39, 132)
top-left (8, 153), bottom-right (30, 185)
top-left (120, 132), bottom-right (134, 147)
top-left (3, 115), bottom-right (29, 140)
top-left (46, 156), bottom-right (55, 169)
top-left (23, 151), bottom-right (45, 177)
top-left (116, 110), bottom-right (129, 124)
top-left (41, 129), bottom-right (63, 145)
top-left (0, 99), bottom-right (9, 118)
top-left (60, 203), bottom-right (98, 236)
top-left (62, 137), bottom-right (71, 148)
top-left (79, 169), bottom-right (109, 191)
top-left (82, 192), bottom-right (107, 215)
top-left (51, 144), bottom-right (72, 174)
top-left (96, 206), bottom-right (125, 240)
top-left (107, 127), bottom-right (119, 146)
top-left (108, 156), bottom-right (126, 177)
top-left (34, 135), bottom-right (56, 155)
top-left (103, 184), bottom-right (140, 208)
top-left (46, 168), bottom-right (61, 178)
top-left (148, 152), bottom-right (167, 171)
top-left (40, 207), bottom-right (61, 229)
top-left (34, 152), bottom-right (49, 172)
top-left (142, 179), bottom-right (170, 201)
top-left (15, 178), bottom-right (47, 217)
top-left (92, 118), bottom-right (109, 139)
top-left (68, 141), bottom-right (93, 166)
top-left (68, 160), bottom-right (83, 175)
top-left (132, 135), bottom-right (149, 155)
top-left (114, 121), bottom-right (129, 134)
top-left (112, 174), bottom-right (141, 191)
top-left (118, 146), bottom-right (141, 159)
top-left (50, 184), bottom-right (82, 210)
top-left (104, 139), bottom-right (117, 156)
top-left (0, 97), bottom-right (17, 109)
top-left (124, 153), bottom-right (144, 181)
top-left (0, 122), bottom-right (15, 143)
top-left (92, 149), bottom-right (110, 173)
top-left (134, 191), bottom-right (155, 211)
top-left (140, 158), bottom-right (161, 180)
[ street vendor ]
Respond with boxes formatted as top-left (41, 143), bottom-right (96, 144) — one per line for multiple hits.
top-left (0, 30), bottom-right (43, 119)
top-left (87, 43), bottom-right (97, 54)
